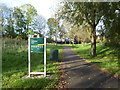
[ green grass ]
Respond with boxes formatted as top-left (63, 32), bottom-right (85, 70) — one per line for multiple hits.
top-left (71, 43), bottom-right (120, 76)
top-left (2, 38), bottom-right (63, 88)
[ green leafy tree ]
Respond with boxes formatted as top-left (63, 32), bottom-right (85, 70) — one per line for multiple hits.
top-left (13, 7), bottom-right (26, 38)
top-left (57, 2), bottom-right (114, 57)
top-left (1, 3), bottom-right (42, 39)
top-left (0, 4), bottom-right (16, 38)
top-left (58, 24), bottom-right (66, 42)
top-left (20, 4), bottom-right (37, 36)
top-left (101, 2), bottom-right (120, 65)
top-left (73, 24), bottom-right (91, 44)
top-left (47, 18), bottom-right (59, 42)
top-left (103, 2), bottom-right (120, 45)
top-left (0, 3), bottom-right (6, 33)
top-left (61, 20), bottom-right (73, 44)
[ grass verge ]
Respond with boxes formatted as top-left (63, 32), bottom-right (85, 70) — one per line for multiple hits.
top-left (2, 38), bottom-right (63, 88)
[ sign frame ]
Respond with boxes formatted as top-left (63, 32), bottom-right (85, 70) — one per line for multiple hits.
top-left (28, 35), bottom-right (46, 77)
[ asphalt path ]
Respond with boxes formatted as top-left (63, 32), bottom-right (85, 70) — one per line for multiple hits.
top-left (61, 46), bottom-right (120, 88)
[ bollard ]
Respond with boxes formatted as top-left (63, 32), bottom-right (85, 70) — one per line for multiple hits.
top-left (50, 49), bottom-right (58, 61)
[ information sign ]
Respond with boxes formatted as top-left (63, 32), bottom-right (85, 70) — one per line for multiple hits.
top-left (28, 36), bottom-right (46, 77)
top-left (30, 38), bottom-right (44, 52)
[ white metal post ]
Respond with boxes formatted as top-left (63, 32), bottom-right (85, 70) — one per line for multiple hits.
top-left (28, 36), bottom-right (46, 77)
top-left (28, 36), bottom-right (31, 77)
top-left (44, 38), bottom-right (46, 77)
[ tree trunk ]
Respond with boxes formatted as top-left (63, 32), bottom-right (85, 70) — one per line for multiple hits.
top-left (91, 27), bottom-right (96, 57)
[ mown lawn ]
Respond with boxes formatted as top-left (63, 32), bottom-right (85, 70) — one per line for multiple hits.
top-left (2, 38), bottom-right (63, 88)
top-left (70, 43), bottom-right (120, 76)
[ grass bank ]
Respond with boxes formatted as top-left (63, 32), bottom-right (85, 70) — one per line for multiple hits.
top-left (70, 43), bottom-right (120, 76)
top-left (2, 38), bottom-right (63, 88)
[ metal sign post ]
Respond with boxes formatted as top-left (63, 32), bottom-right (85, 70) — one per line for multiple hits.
top-left (44, 38), bottom-right (46, 77)
top-left (28, 35), bottom-right (46, 77)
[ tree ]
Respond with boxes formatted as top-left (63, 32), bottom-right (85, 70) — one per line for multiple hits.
top-left (0, 3), bottom-right (6, 32)
top-left (0, 4), bottom-right (16, 38)
top-left (47, 18), bottom-right (59, 42)
top-left (96, 26), bottom-right (105, 42)
top-left (13, 7), bottom-right (26, 38)
top-left (57, 2), bottom-right (113, 57)
top-left (1, 3), bottom-right (46, 39)
top-left (58, 24), bottom-right (66, 42)
top-left (103, 2), bottom-right (120, 45)
top-left (73, 25), bottom-right (91, 44)
top-left (20, 4), bottom-right (37, 36)
top-left (61, 20), bottom-right (73, 44)
top-left (32, 15), bottom-right (46, 37)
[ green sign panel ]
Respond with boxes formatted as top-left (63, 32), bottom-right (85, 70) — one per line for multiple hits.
top-left (30, 38), bottom-right (44, 52)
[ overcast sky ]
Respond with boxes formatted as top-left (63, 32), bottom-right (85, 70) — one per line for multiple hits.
top-left (0, 0), bottom-right (61, 20)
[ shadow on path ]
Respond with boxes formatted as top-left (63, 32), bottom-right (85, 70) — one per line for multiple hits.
top-left (61, 46), bottom-right (120, 88)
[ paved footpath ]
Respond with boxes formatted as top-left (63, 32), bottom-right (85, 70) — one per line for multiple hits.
top-left (62, 46), bottom-right (120, 88)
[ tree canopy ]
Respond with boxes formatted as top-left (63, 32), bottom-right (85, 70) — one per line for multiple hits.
top-left (56, 1), bottom-right (120, 56)
top-left (0, 3), bottom-right (46, 39)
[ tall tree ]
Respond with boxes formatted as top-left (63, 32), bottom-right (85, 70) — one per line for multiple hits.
top-left (103, 2), bottom-right (120, 45)
top-left (58, 24), bottom-right (66, 42)
top-left (5, 10), bottom-right (15, 38)
top-left (47, 18), bottom-right (59, 41)
top-left (13, 7), bottom-right (26, 38)
top-left (20, 4), bottom-right (37, 35)
top-left (0, 3), bottom-right (45, 39)
top-left (32, 15), bottom-right (46, 37)
top-left (0, 3), bottom-right (6, 33)
top-left (73, 25), bottom-right (91, 44)
top-left (61, 20), bottom-right (73, 44)
top-left (57, 2), bottom-right (113, 57)
top-left (0, 4), bottom-right (16, 38)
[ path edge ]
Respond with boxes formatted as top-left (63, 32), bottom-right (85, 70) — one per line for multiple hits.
top-left (71, 47), bottom-right (120, 80)
top-left (57, 46), bottom-right (68, 88)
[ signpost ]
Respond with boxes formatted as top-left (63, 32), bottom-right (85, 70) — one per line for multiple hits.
top-left (28, 35), bottom-right (46, 77)
top-left (30, 38), bottom-right (44, 53)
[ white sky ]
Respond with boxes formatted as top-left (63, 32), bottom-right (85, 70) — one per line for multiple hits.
top-left (0, 0), bottom-right (103, 36)
top-left (0, 0), bottom-right (60, 20)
